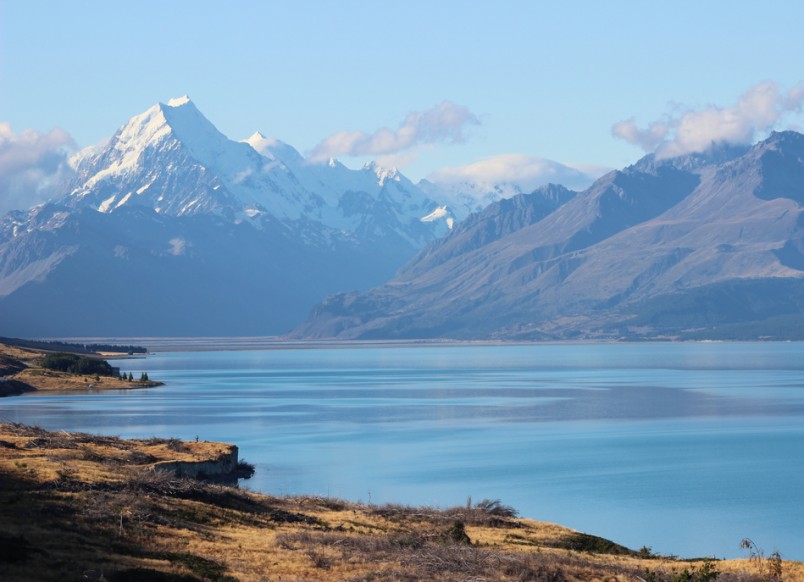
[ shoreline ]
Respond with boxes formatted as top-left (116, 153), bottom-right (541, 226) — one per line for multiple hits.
top-left (1, 421), bottom-right (801, 581)
top-left (0, 342), bottom-right (163, 398)
top-left (41, 336), bottom-right (804, 354)
top-left (6, 340), bottom-right (804, 576)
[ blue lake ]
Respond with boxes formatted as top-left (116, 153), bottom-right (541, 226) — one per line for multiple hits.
top-left (3, 342), bottom-right (804, 560)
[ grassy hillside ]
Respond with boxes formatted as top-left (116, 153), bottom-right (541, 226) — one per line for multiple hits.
top-left (0, 423), bottom-right (800, 581)
top-left (0, 341), bottom-right (160, 396)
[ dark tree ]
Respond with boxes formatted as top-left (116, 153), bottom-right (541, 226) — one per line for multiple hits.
top-left (39, 353), bottom-right (114, 377)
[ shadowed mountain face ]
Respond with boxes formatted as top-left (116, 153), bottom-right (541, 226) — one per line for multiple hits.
top-left (292, 132), bottom-right (804, 340)
top-left (0, 206), bottom-right (418, 336)
top-left (0, 98), bottom-right (452, 337)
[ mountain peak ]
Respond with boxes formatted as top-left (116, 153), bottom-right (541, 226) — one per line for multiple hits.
top-left (66, 97), bottom-right (246, 216)
top-left (71, 102), bottom-right (175, 186)
top-left (293, 129), bottom-right (804, 340)
top-left (363, 161), bottom-right (399, 186)
top-left (245, 132), bottom-right (304, 164)
top-left (756, 130), bottom-right (804, 153)
top-left (631, 140), bottom-right (749, 174)
top-left (244, 131), bottom-right (279, 150)
top-left (102, 97), bottom-right (216, 160)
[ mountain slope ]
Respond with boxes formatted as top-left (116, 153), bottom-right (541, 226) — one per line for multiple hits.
top-left (1, 204), bottom-right (412, 336)
top-left (0, 98), bottom-right (452, 337)
top-left (67, 97), bottom-right (452, 240)
top-left (67, 96), bottom-right (312, 220)
top-left (292, 132), bottom-right (804, 340)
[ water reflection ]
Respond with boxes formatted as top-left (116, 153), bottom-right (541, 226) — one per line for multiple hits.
top-left (2, 342), bottom-right (804, 560)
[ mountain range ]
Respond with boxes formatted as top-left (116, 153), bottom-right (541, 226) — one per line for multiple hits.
top-left (292, 132), bottom-right (804, 340)
top-left (0, 97), bottom-right (458, 337)
top-left (3, 97), bottom-right (804, 340)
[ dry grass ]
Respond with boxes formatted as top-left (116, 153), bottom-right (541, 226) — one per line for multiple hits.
top-left (0, 341), bottom-right (161, 395)
top-left (0, 423), bottom-right (235, 484)
top-left (2, 340), bottom-right (800, 580)
top-left (1, 423), bottom-right (803, 581)
top-left (0, 343), bottom-right (42, 362)
top-left (12, 366), bottom-right (156, 392)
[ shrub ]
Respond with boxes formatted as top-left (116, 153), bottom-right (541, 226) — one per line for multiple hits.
top-left (553, 532), bottom-right (636, 556)
top-left (39, 353), bottom-right (114, 377)
top-left (446, 521), bottom-right (471, 544)
top-left (740, 538), bottom-right (783, 580)
top-left (235, 460), bottom-right (255, 479)
top-left (474, 498), bottom-right (518, 518)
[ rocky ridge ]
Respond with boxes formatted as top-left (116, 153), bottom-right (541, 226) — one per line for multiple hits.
top-left (293, 132), bottom-right (804, 340)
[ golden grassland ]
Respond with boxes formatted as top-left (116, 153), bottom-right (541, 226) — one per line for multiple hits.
top-left (2, 340), bottom-right (801, 580)
top-left (0, 342), bottom-right (160, 395)
top-left (12, 366), bottom-right (156, 392)
top-left (1, 423), bottom-right (802, 582)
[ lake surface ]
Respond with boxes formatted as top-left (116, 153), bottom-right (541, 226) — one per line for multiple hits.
top-left (3, 342), bottom-right (804, 560)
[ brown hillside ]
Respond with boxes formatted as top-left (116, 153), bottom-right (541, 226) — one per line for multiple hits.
top-left (0, 341), bottom-right (160, 396)
top-left (0, 423), bottom-right (800, 581)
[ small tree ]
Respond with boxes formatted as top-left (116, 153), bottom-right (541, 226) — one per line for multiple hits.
top-left (128, 372), bottom-right (134, 381)
top-left (139, 372), bottom-right (149, 382)
top-left (740, 538), bottom-right (782, 580)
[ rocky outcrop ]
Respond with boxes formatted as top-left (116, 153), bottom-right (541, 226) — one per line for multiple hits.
top-left (0, 379), bottom-right (35, 397)
top-left (152, 445), bottom-right (239, 479)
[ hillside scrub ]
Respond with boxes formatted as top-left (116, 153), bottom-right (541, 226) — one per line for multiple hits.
top-left (1, 423), bottom-right (803, 581)
top-left (38, 353), bottom-right (115, 376)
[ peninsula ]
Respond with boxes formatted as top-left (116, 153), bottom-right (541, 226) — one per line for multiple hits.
top-left (0, 339), bottom-right (161, 397)
top-left (2, 339), bottom-right (801, 580)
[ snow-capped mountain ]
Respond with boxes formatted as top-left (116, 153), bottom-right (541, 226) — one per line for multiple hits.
top-left (0, 97), bottom-right (454, 337)
top-left (68, 96), bottom-right (313, 220)
top-left (419, 178), bottom-right (532, 219)
top-left (292, 132), bottom-right (804, 340)
top-left (66, 96), bottom-right (452, 242)
top-left (419, 155), bottom-right (600, 218)
top-left (243, 132), bottom-right (454, 244)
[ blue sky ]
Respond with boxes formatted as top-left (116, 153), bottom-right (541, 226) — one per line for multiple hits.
top-left (1, 0), bottom-right (803, 212)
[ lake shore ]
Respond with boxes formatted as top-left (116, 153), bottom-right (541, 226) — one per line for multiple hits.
top-left (53, 335), bottom-right (670, 353)
top-left (0, 341), bottom-right (162, 397)
top-left (1, 421), bottom-right (800, 581)
top-left (7, 340), bottom-right (798, 580)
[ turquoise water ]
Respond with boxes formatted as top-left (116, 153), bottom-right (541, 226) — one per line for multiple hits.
top-left (3, 342), bottom-right (804, 559)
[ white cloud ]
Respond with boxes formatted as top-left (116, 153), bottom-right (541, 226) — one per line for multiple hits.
top-left (374, 148), bottom-right (425, 172)
top-left (427, 153), bottom-right (606, 192)
top-left (0, 123), bottom-right (76, 216)
top-left (233, 167), bottom-right (253, 184)
top-left (612, 81), bottom-right (804, 159)
top-left (611, 119), bottom-right (669, 152)
top-left (309, 101), bottom-right (479, 162)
